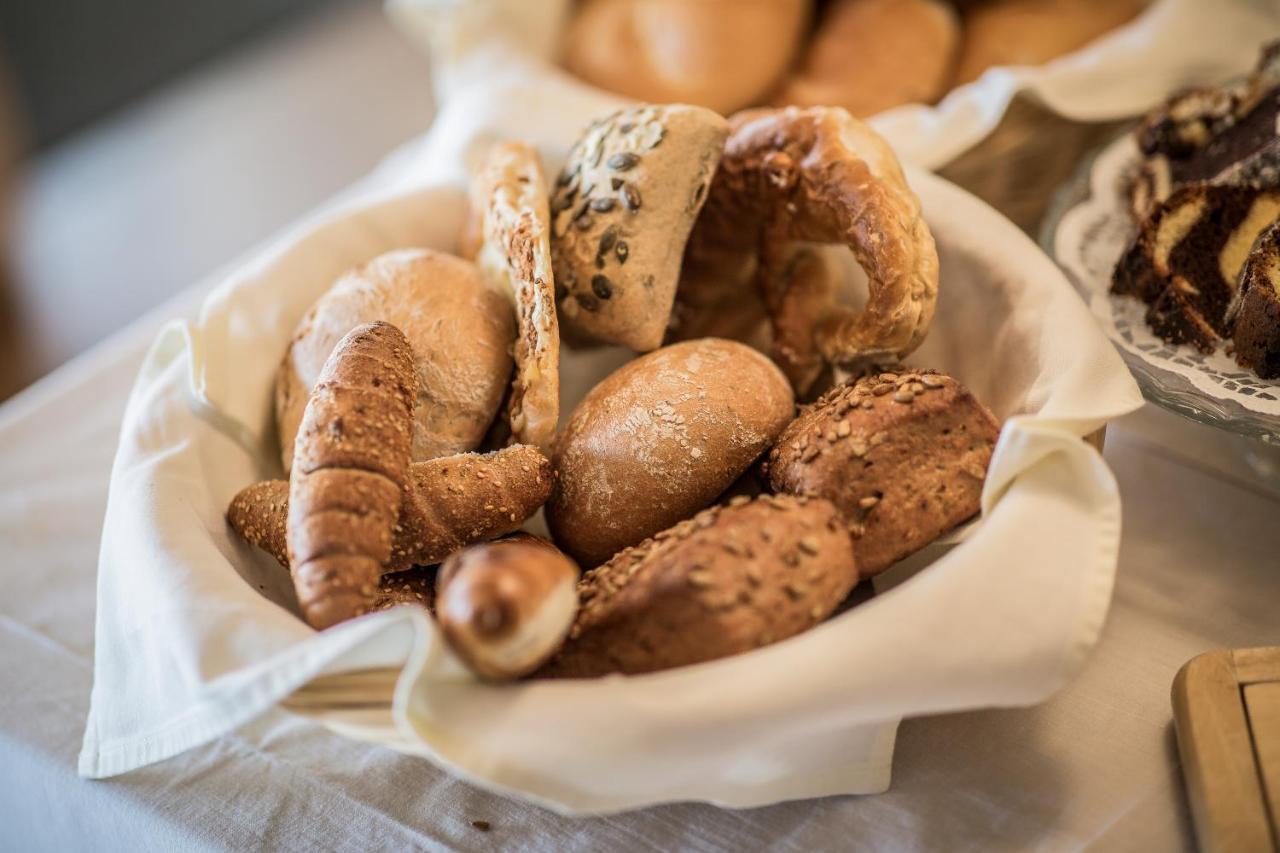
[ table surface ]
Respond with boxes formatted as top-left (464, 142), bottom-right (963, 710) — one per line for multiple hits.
top-left (3, 5), bottom-right (1279, 847)
top-left (1, 270), bottom-right (1278, 852)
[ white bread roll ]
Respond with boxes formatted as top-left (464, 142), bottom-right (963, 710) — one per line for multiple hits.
top-left (547, 338), bottom-right (795, 567)
top-left (275, 249), bottom-right (515, 473)
top-left (774, 0), bottom-right (959, 118)
top-left (562, 0), bottom-right (810, 115)
top-left (953, 0), bottom-right (1146, 86)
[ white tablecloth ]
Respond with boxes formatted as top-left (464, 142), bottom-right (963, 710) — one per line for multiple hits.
top-left (3, 267), bottom-right (1279, 852)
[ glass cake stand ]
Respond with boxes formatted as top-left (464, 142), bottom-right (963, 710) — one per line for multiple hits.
top-left (1040, 129), bottom-right (1280, 450)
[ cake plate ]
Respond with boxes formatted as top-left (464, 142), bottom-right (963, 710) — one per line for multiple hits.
top-left (1041, 128), bottom-right (1280, 479)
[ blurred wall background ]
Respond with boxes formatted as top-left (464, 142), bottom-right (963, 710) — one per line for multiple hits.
top-left (0, 0), bottom-right (435, 401)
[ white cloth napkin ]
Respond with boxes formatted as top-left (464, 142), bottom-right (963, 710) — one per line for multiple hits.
top-left (79, 60), bottom-right (1144, 813)
top-left (387, 0), bottom-right (1280, 170)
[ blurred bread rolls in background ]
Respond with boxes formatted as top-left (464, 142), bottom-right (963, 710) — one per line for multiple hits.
top-left (953, 0), bottom-right (1147, 85)
top-left (774, 0), bottom-right (959, 117)
top-left (562, 0), bottom-right (809, 115)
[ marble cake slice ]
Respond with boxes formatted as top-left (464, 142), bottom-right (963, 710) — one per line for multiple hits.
top-left (1129, 41), bottom-right (1280, 220)
top-left (1227, 220), bottom-right (1280, 378)
top-left (1113, 184), bottom-right (1280, 353)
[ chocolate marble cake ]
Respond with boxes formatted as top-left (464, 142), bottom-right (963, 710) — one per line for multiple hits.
top-left (1129, 42), bottom-right (1280, 220)
top-left (1113, 184), bottom-right (1280, 353)
top-left (1227, 220), bottom-right (1280, 378)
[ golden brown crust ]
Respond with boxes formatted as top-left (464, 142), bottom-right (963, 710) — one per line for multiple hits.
top-left (539, 495), bottom-right (857, 678)
top-left (275, 249), bottom-right (515, 473)
top-left (398, 445), bottom-right (554, 568)
top-left (546, 339), bottom-right (795, 568)
top-left (287, 322), bottom-right (416, 629)
top-left (470, 142), bottom-right (561, 454)
top-left (766, 368), bottom-right (1000, 575)
top-left (562, 0), bottom-right (809, 115)
top-left (437, 537), bottom-right (579, 680)
top-left (683, 106), bottom-right (939, 390)
top-left (227, 479), bottom-right (291, 566)
top-left (372, 566), bottom-right (437, 614)
top-left (227, 446), bottom-right (554, 572)
top-left (953, 0), bottom-right (1145, 86)
top-left (774, 0), bottom-right (960, 118)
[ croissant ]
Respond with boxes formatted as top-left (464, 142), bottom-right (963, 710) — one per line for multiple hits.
top-left (228, 445), bottom-right (553, 574)
top-left (285, 321), bottom-right (416, 628)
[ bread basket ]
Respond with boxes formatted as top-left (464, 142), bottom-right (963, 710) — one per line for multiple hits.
top-left (76, 35), bottom-right (1152, 812)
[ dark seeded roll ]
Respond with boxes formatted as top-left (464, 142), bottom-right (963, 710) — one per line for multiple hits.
top-left (766, 368), bottom-right (999, 576)
top-left (539, 494), bottom-right (857, 678)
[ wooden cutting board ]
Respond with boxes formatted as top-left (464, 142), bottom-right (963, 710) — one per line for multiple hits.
top-left (1173, 646), bottom-right (1280, 851)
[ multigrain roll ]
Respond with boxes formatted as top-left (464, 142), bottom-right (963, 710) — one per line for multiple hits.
top-left (551, 104), bottom-right (728, 352)
top-left (767, 368), bottom-right (1000, 575)
top-left (540, 494), bottom-right (857, 678)
top-left (275, 249), bottom-right (514, 473)
top-left (562, 0), bottom-right (809, 115)
top-left (547, 338), bottom-right (795, 567)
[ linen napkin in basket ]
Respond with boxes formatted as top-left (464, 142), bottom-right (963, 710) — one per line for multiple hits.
top-left (80, 65), bottom-right (1144, 813)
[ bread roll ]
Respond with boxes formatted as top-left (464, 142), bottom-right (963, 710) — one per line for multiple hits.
top-left (551, 104), bottom-right (727, 352)
top-left (547, 338), bottom-right (795, 567)
top-left (468, 142), bottom-right (561, 454)
top-left (275, 249), bottom-right (515, 473)
top-left (774, 0), bottom-right (960, 118)
top-left (953, 0), bottom-right (1146, 86)
top-left (436, 536), bottom-right (578, 680)
top-left (562, 0), bottom-right (809, 115)
top-left (540, 494), bottom-right (857, 678)
top-left (766, 368), bottom-right (999, 575)
top-left (684, 107), bottom-right (939, 390)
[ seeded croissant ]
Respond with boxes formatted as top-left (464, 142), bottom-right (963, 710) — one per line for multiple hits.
top-left (285, 321), bottom-right (417, 629)
top-left (228, 445), bottom-right (554, 574)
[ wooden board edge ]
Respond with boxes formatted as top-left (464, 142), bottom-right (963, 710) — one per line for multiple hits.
top-left (1172, 650), bottom-right (1276, 852)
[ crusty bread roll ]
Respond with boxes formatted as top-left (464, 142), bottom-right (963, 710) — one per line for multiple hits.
top-left (551, 104), bottom-right (727, 352)
top-left (953, 0), bottom-right (1146, 86)
top-left (684, 107), bottom-right (939, 393)
top-left (774, 0), bottom-right (960, 118)
top-left (547, 338), bottom-right (795, 567)
top-left (766, 368), bottom-right (1000, 575)
top-left (275, 249), bottom-right (515, 473)
top-left (468, 142), bottom-right (561, 455)
top-left (540, 494), bottom-right (857, 678)
top-left (562, 0), bottom-right (809, 115)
